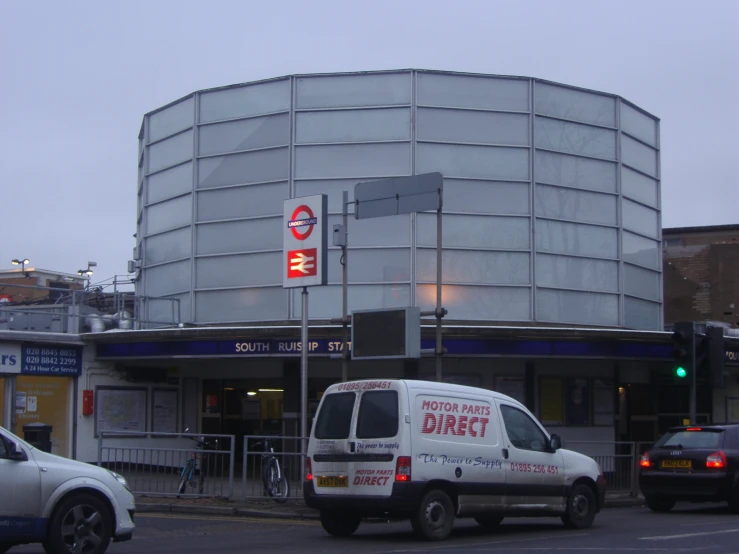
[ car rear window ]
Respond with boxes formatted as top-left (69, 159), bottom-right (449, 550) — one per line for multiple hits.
top-left (655, 429), bottom-right (724, 450)
top-left (314, 393), bottom-right (355, 439)
top-left (356, 391), bottom-right (399, 439)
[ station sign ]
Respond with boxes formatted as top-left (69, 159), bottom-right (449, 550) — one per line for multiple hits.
top-left (283, 195), bottom-right (328, 288)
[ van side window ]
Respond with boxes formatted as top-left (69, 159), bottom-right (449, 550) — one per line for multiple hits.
top-left (500, 405), bottom-right (549, 452)
top-left (356, 391), bottom-right (398, 439)
top-left (315, 393), bottom-right (356, 439)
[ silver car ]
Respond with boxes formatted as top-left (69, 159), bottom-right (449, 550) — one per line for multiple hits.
top-left (0, 426), bottom-right (135, 553)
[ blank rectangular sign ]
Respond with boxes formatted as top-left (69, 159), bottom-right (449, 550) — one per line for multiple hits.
top-left (351, 307), bottom-right (421, 359)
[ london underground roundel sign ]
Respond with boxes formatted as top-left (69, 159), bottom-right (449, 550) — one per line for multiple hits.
top-left (288, 205), bottom-right (317, 241)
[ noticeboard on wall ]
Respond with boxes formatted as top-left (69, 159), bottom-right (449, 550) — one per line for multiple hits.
top-left (495, 376), bottom-right (525, 405)
top-left (95, 387), bottom-right (147, 437)
top-left (539, 377), bottom-right (564, 426)
top-left (152, 389), bottom-right (178, 434)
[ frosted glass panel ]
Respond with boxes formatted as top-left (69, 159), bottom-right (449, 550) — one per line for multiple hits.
top-left (199, 113), bottom-right (290, 155)
top-left (535, 184), bottom-right (617, 226)
top-left (292, 284), bottom-right (410, 319)
top-left (329, 214), bottom-right (409, 246)
top-left (148, 130), bottom-right (193, 173)
top-left (622, 167), bottom-right (658, 208)
top-left (417, 284), bottom-right (530, 321)
top-left (622, 135), bottom-right (658, 177)
top-left (417, 73), bottom-right (529, 112)
top-left (196, 217), bottom-right (281, 254)
top-left (198, 148), bottom-right (288, 188)
top-left (417, 249), bottom-right (530, 285)
top-left (535, 150), bottom-right (616, 193)
top-left (146, 194), bottom-right (192, 236)
top-left (417, 143), bottom-right (529, 180)
top-left (536, 219), bottom-right (618, 258)
top-left (295, 179), bottom-right (356, 212)
top-left (145, 260), bottom-right (191, 297)
top-left (145, 227), bottom-right (191, 265)
top-left (197, 182), bottom-right (288, 221)
top-left (418, 214), bottom-right (530, 249)
top-left (624, 296), bottom-right (661, 330)
top-left (196, 252), bottom-right (281, 288)
top-left (147, 293), bottom-right (190, 326)
top-left (623, 199), bottom-right (659, 239)
top-left (149, 97), bottom-right (194, 142)
top-left (621, 102), bottom-right (658, 147)
top-left (295, 143), bottom-right (410, 179)
top-left (624, 263), bottom-right (660, 301)
top-left (442, 180), bottom-right (529, 215)
top-left (148, 162), bottom-right (192, 204)
top-left (536, 254), bottom-right (618, 292)
top-left (195, 287), bottom-right (287, 322)
top-left (535, 117), bottom-right (616, 160)
top-left (296, 73), bottom-right (411, 109)
top-left (326, 248), bottom-right (410, 283)
top-left (296, 108), bottom-right (411, 143)
top-left (623, 231), bottom-right (659, 270)
top-left (537, 289), bottom-right (618, 326)
top-left (199, 79), bottom-right (290, 123)
top-left (535, 82), bottom-right (615, 126)
top-left (417, 108), bottom-right (528, 146)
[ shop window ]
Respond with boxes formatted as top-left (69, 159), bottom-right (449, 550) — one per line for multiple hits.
top-left (14, 376), bottom-right (71, 457)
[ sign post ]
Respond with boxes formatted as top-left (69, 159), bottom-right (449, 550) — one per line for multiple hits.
top-left (283, 195), bottom-right (327, 472)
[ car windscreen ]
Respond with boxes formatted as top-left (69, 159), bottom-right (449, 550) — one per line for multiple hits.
top-left (314, 392), bottom-right (356, 439)
top-left (356, 391), bottom-right (399, 439)
top-left (655, 429), bottom-right (724, 450)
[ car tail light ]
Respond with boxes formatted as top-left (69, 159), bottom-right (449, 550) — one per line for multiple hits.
top-left (305, 457), bottom-right (313, 481)
top-left (395, 456), bottom-right (411, 481)
top-left (639, 453), bottom-right (651, 468)
top-left (706, 451), bottom-right (727, 469)
top-left (686, 427), bottom-right (702, 431)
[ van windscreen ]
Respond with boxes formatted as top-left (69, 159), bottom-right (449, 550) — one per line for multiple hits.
top-left (357, 391), bottom-right (398, 439)
top-left (314, 393), bottom-right (355, 439)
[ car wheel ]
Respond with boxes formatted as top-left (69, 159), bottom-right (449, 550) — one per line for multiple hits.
top-left (474, 515), bottom-right (504, 528)
top-left (645, 495), bottom-right (675, 513)
top-left (562, 484), bottom-right (597, 529)
top-left (319, 511), bottom-right (361, 537)
top-left (44, 493), bottom-right (112, 554)
top-left (412, 489), bottom-right (455, 541)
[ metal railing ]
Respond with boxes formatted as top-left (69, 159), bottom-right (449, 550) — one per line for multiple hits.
top-left (242, 435), bottom-right (308, 501)
top-left (97, 431), bottom-right (235, 499)
top-left (0, 283), bottom-right (181, 332)
top-left (563, 440), bottom-right (638, 495)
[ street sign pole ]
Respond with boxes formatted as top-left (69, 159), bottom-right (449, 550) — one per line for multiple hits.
top-left (341, 191), bottom-right (349, 382)
top-left (301, 286), bottom-right (308, 467)
top-left (436, 204), bottom-right (443, 382)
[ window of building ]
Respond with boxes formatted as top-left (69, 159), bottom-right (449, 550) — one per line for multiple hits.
top-left (664, 237), bottom-right (682, 247)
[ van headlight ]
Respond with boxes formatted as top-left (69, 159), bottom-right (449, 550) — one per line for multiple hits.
top-left (109, 471), bottom-right (131, 492)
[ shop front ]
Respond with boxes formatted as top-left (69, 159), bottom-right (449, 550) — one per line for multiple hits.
top-left (0, 339), bottom-right (82, 458)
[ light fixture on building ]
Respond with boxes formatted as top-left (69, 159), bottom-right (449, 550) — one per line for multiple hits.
top-left (77, 261), bottom-right (97, 277)
top-left (11, 258), bottom-right (30, 275)
top-left (246, 391), bottom-right (257, 396)
top-left (258, 388), bottom-right (284, 392)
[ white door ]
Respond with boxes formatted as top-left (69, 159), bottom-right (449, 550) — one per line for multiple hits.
top-left (0, 431), bottom-right (43, 542)
top-left (496, 401), bottom-right (566, 512)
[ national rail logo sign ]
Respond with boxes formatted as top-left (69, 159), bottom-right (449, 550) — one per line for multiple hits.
top-left (283, 195), bottom-right (327, 288)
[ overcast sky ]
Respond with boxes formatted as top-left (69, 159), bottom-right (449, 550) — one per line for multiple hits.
top-left (1, 0), bottom-right (737, 286)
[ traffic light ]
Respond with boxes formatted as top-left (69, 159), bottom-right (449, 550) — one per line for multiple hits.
top-left (671, 321), bottom-right (695, 380)
top-left (707, 326), bottom-right (727, 388)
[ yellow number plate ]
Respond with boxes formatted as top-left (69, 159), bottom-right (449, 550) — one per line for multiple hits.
top-left (317, 476), bottom-right (348, 488)
top-left (661, 459), bottom-right (692, 469)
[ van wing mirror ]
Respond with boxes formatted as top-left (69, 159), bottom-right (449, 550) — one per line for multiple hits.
top-left (549, 434), bottom-right (562, 452)
top-left (7, 440), bottom-right (28, 462)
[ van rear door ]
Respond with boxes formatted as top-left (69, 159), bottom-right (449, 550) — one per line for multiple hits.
top-left (309, 380), bottom-right (406, 498)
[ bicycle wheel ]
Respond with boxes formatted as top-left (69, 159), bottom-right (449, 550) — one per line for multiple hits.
top-left (272, 474), bottom-right (290, 504)
top-left (262, 458), bottom-right (277, 496)
top-left (198, 457), bottom-right (207, 495)
top-left (178, 460), bottom-right (193, 494)
top-left (263, 459), bottom-right (289, 503)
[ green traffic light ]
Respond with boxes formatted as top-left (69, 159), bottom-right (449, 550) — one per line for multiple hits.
top-left (675, 367), bottom-right (687, 378)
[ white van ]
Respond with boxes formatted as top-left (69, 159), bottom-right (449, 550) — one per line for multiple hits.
top-left (304, 379), bottom-right (605, 541)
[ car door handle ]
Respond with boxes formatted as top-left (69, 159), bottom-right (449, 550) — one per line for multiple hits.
top-left (502, 448), bottom-right (509, 459)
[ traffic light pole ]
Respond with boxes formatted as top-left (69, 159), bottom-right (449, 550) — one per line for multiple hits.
top-left (689, 344), bottom-right (696, 425)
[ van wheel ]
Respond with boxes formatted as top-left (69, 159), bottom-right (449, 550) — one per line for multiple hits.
top-left (474, 515), bottom-right (504, 528)
top-left (319, 511), bottom-right (361, 537)
top-left (43, 493), bottom-right (112, 554)
top-left (412, 489), bottom-right (455, 541)
top-left (646, 495), bottom-right (675, 513)
top-left (561, 484), bottom-right (597, 529)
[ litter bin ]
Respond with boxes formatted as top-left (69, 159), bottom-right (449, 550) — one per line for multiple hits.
top-left (23, 423), bottom-right (53, 453)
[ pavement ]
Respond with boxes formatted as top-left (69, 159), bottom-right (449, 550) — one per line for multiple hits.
top-left (134, 491), bottom-right (646, 520)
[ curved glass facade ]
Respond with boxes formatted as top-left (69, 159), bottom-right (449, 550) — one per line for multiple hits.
top-left (136, 70), bottom-right (662, 330)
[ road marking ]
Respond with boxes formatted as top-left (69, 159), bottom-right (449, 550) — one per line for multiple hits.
top-left (137, 513), bottom-right (318, 526)
top-left (639, 528), bottom-right (739, 540)
top-left (371, 533), bottom-right (588, 553)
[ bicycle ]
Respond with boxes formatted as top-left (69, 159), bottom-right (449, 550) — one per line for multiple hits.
top-left (177, 429), bottom-right (218, 495)
top-left (252, 437), bottom-right (290, 503)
